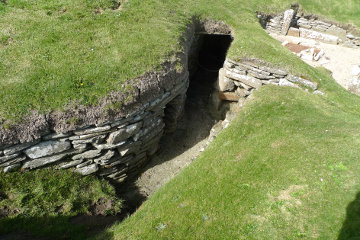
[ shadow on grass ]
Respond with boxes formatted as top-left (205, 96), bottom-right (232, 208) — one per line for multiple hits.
top-left (0, 215), bottom-right (115, 240)
top-left (338, 192), bottom-right (360, 240)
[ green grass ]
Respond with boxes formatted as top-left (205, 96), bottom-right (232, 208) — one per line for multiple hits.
top-left (1, 0), bottom-right (360, 125)
top-left (0, 168), bottom-right (122, 239)
top-left (94, 67), bottom-right (360, 239)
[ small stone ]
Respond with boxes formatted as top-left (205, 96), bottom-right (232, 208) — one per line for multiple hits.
top-left (313, 90), bottom-right (325, 96)
top-left (107, 122), bottom-right (142, 145)
top-left (72, 150), bottom-right (102, 160)
top-left (74, 164), bottom-right (98, 175)
top-left (4, 164), bottom-right (21, 173)
top-left (25, 141), bottom-right (71, 159)
top-left (73, 143), bottom-right (89, 150)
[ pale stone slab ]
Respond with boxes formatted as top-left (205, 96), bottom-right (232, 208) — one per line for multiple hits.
top-left (281, 9), bottom-right (295, 35)
top-left (299, 28), bottom-right (339, 44)
top-left (74, 125), bottom-right (111, 135)
top-left (225, 70), bottom-right (262, 88)
top-left (25, 141), bottom-right (71, 159)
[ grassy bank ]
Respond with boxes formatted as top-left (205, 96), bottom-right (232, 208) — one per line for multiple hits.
top-left (1, 0), bottom-right (359, 124)
top-left (0, 169), bottom-right (122, 239)
top-left (95, 68), bottom-right (360, 239)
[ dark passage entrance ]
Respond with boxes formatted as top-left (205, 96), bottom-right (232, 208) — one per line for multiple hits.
top-left (115, 33), bottom-right (233, 220)
top-left (188, 33), bottom-right (233, 119)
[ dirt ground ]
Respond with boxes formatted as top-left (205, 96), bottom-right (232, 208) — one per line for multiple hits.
top-left (271, 33), bottom-right (360, 90)
top-left (133, 69), bottom-right (218, 197)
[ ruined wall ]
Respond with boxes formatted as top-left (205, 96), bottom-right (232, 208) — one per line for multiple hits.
top-left (0, 74), bottom-right (188, 182)
top-left (259, 10), bottom-right (360, 48)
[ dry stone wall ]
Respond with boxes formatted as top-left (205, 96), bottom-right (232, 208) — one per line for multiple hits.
top-left (259, 10), bottom-right (360, 48)
top-left (0, 73), bottom-right (189, 182)
top-left (206, 58), bottom-right (320, 145)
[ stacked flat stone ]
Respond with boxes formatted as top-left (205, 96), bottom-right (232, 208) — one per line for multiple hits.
top-left (260, 10), bottom-right (360, 48)
top-left (215, 59), bottom-right (317, 103)
top-left (0, 73), bottom-right (189, 183)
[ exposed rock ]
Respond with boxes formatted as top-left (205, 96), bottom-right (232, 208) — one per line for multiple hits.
top-left (3, 140), bottom-right (40, 156)
top-left (74, 164), bottom-right (99, 175)
top-left (25, 140), bottom-right (71, 159)
top-left (72, 150), bottom-right (102, 160)
top-left (225, 69), bottom-right (262, 88)
top-left (107, 122), bottom-right (142, 145)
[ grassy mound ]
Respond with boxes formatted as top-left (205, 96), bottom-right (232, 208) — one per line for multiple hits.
top-left (0, 169), bottom-right (122, 239)
top-left (95, 69), bottom-right (360, 239)
top-left (1, 0), bottom-right (359, 125)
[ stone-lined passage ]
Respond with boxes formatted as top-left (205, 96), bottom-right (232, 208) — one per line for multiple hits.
top-left (0, 73), bottom-right (189, 183)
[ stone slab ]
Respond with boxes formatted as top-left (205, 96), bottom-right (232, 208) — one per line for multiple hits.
top-left (25, 140), bottom-right (71, 159)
